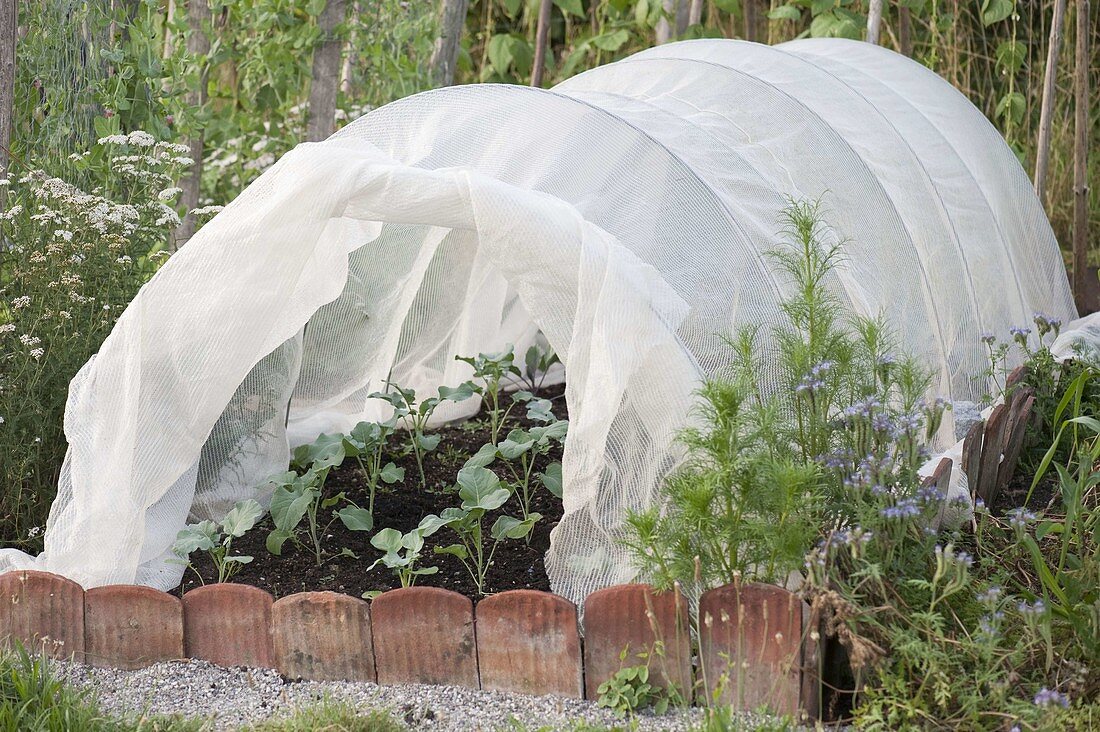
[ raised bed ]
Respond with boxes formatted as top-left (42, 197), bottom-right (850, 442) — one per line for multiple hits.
top-left (0, 571), bottom-right (817, 720)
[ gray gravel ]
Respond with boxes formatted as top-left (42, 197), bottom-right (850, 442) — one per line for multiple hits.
top-left (58, 659), bottom-right (733, 731)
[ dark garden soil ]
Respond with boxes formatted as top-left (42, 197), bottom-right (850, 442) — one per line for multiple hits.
top-left (991, 469), bottom-right (1060, 516)
top-left (180, 384), bottom-right (567, 602)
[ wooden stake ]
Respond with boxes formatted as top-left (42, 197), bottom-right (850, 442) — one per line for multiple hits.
top-left (174, 0), bottom-right (211, 251)
top-left (531, 0), bottom-right (552, 87)
top-left (1034, 0), bottom-right (1068, 206)
top-left (0, 0), bottom-right (14, 176)
top-left (898, 4), bottom-right (912, 56)
top-left (306, 0), bottom-right (346, 142)
top-left (866, 0), bottom-right (884, 45)
top-left (689, 0), bottom-right (704, 26)
top-left (429, 0), bottom-right (469, 87)
top-left (1072, 0), bottom-right (1091, 309)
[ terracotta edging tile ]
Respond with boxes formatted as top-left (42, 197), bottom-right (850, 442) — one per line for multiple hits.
top-left (371, 587), bottom-right (477, 688)
top-left (476, 590), bottom-right (582, 698)
top-left (85, 585), bottom-right (183, 669)
top-left (273, 591), bottom-right (374, 682)
top-left (0, 570), bottom-right (84, 661)
top-left (698, 582), bottom-right (804, 717)
top-left (582, 583), bottom-right (691, 701)
top-left (182, 583), bottom-right (274, 668)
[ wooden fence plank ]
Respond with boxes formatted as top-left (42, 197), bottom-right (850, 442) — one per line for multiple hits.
top-left (698, 583), bottom-right (805, 717)
top-left (997, 390), bottom-right (1036, 499)
top-left (371, 587), bottom-right (477, 688)
top-left (976, 403), bottom-right (1009, 503)
top-left (582, 584), bottom-right (691, 701)
top-left (182, 584), bottom-right (274, 668)
top-left (476, 590), bottom-right (582, 698)
top-left (273, 591), bottom-right (374, 682)
top-left (961, 420), bottom-right (984, 499)
top-left (85, 585), bottom-right (183, 669)
top-left (0, 570), bottom-right (84, 661)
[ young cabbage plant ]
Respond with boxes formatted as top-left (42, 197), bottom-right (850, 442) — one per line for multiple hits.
top-left (456, 347), bottom-right (523, 445)
top-left (171, 499), bottom-right (263, 584)
top-left (370, 381), bottom-right (475, 489)
top-left (465, 419), bottom-right (567, 522)
top-left (420, 466), bottom-right (540, 595)
top-left (518, 343), bottom-right (561, 395)
top-left (341, 416), bottom-right (405, 515)
top-left (266, 431), bottom-right (351, 565)
top-left (364, 525), bottom-right (439, 591)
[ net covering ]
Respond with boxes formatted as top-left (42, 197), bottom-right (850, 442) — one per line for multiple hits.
top-left (0, 39), bottom-right (1076, 602)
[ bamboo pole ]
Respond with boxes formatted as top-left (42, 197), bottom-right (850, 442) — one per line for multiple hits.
top-left (531, 0), bottom-right (551, 87)
top-left (1072, 0), bottom-right (1091, 309)
top-left (1034, 0), bottom-right (1068, 205)
top-left (657, 0), bottom-right (678, 43)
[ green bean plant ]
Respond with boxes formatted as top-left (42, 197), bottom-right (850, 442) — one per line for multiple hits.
top-left (370, 381), bottom-right (475, 488)
top-left (171, 499), bottom-right (263, 584)
top-left (421, 466), bottom-right (539, 595)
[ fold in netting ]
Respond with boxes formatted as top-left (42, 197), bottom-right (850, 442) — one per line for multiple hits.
top-left (0, 39), bottom-right (1076, 604)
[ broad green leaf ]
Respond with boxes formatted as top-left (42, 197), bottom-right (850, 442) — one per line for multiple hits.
top-left (463, 487), bottom-right (511, 513)
top-left (370, 527), bottom-right (403, 553)
top-left (635, 0), bottom-right (650, 28)
top-left (713, 0), bottom-right (739, 12)
top-left (320, 491), bottom-right (346, 509)
top-left (337, 507), bottom-right (375, 532)
top-left (435, 543), bottom-right (469, 559)
top-left (996, 91), bottom-right (1025, 125)
top-left (981, 0), bottom-right (1014, 26)
top-left (540, 462), bottom-right (563, 498)
top-left (223, 555), bottom-right (253, 565)
top-left (380, 462), bottom-right (405, 484)
top-left (592, 29), bottom-right (630, 51)
top-left (488, 33), bottom-right (516, 77)
top-left (401, 530), bottom-right (425, 552)
top-left (457, 464), bottom-right (501, 493)
top-left (439, 382), bottom-right (477, 402)
top-left (499, 433), bottom-right (536, 459)
top-left (554, 0), bottom-right (585, 16)
top-left (411, 566), bottom-right (439, 576)
top-left (491, 513), bottom-right (541, 540)
top-left (768, 4), bottom-right (801, 20)
top-left (269, 484), bottom-right (313, 532)
top-left (298, 432), bottom-right (346, 470)
top-left (464, 443), bottom-right (498, 469)
top-left (265, 528), bottom-right (294, 556)
top-left (995, 39), bottom-right (1026, 73)
top-left (173, 521), bottom-right (218, 556)
top-left (418, 433), bottom-right (441, 451)
top-left (418, 510), bottom-right (465, 536)
top-left (221, 499), bottom-right (263, 538)
top-left (525, 397), bottom-right (555, 423)
top-left (502, 0), bottom-right (523, 17)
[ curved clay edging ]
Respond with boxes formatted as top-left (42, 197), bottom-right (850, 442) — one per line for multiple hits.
top-left (0, 572), bottom-right (816, 719)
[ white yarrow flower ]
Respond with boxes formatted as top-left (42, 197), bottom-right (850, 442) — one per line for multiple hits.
top-left (157, 187), bottom-right (182, 201)
top-left (29, 348), bottom-right (44, 359)
top-left (189, 205), bottom-right (224, 217)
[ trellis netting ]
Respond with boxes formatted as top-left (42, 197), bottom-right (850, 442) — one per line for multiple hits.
top-left (0, 39), bottom-right (1077, 603)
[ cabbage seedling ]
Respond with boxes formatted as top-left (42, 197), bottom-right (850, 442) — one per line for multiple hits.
top-left (172, 499), bottom-right (263, 584)
top-left (421, 466), bottom-right (540, 595)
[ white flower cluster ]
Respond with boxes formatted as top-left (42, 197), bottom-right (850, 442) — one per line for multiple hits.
top-left (190, 205), bottom-right (224, 217)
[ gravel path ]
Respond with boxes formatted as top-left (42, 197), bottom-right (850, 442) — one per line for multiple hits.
top-left (61, 659), bottom-right (727, 731)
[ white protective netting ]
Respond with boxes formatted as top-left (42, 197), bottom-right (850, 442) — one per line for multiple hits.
top-left (0, 39), bottom-right (1077, 603)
